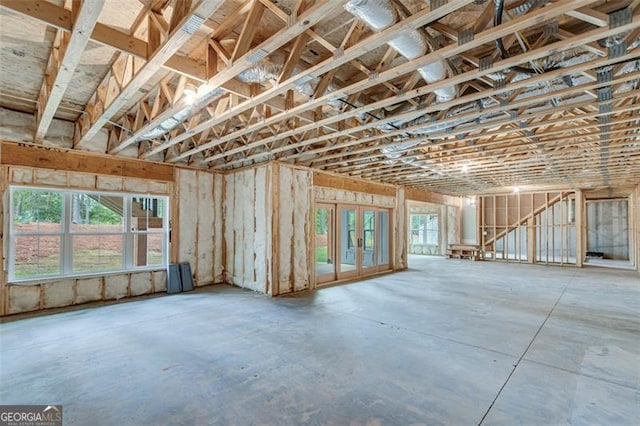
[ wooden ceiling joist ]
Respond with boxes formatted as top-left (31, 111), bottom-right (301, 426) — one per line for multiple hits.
top-left (1, 0), bottom-right (639, 194)
top-left (199, 0), bottom-right (633, 167)
top-left (34, 0), bottom-right (105, 143)
top-left (73, 0), bottom-right (226, 148)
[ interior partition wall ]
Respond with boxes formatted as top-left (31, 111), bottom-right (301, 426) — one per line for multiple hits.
top-left (479, 192), bottom-right (577, 265)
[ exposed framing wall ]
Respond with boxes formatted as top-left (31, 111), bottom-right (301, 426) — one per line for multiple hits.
top-left (223, 165), bottom-right (274, 294)
top-left (175, 168), bottom-right (224, 286)
top-left (479, 191), bottom-right (577, 264)
top-left (5, 140), bottom-right (561, 315)
top-left (0, 142), bottom-right (175, 315)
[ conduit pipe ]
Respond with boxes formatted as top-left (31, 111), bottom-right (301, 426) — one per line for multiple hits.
top-left (345, 0), bottom-right (456, 103)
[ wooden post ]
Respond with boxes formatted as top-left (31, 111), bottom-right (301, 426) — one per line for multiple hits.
top-left (575, 189), bottom-right (585, 267)
top-left (527, 217), bottom-right (535, 264)
top-left (0, 166), bottom-right (7, 316)
top-left (271, 164), bottom-right (279, 296)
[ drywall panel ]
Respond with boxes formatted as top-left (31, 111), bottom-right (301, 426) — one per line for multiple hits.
top-left (43, 280), bottom-right (74, 308)
top-left (75, 278), bottom-right (102, 304)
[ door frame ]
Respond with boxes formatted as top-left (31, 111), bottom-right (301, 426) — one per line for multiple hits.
top-left (315, 202), bottom-right (393, 286)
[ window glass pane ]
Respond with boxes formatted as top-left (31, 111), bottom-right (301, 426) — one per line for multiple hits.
top-left (12, 189), bottom-right (63, 233)
top-left (131, 233), bottom-right (165, 267)
top-left (146, 234), bottom-right (165, 266)
top-left (131, 196), bottom-right (166, 231)
top-left (14, 235), bottom-right (61, 278)
top-left (71, 194), bottom-right (124, 232)
top-left (72, 235), bottom-right (124, 273)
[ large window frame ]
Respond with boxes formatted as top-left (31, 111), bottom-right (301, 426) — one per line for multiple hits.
top-left (410, 213), bottom-right (439, 246)
top-left (9, 186), bottom-right (170, 283)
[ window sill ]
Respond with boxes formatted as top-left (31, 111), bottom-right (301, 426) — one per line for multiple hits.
top-left (8, 266), bottom-right (168, 285)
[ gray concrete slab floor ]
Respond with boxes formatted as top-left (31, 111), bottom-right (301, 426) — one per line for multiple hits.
top-left (1, 255), bottom-right (639, 425)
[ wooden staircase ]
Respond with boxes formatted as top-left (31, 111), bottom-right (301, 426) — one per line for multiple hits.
top-left (482, 191), bottom-right (571, 250)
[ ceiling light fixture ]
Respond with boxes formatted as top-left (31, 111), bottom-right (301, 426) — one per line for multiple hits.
top-left (182, 82), bottom-right (199, 105)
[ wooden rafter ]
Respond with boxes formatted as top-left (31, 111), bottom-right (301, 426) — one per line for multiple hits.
top-left (34, 0), bottom-right (105, 143)
top-left (74, 0), bottom-right (226, 148)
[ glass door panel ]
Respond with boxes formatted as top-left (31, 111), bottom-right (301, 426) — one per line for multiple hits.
top-left (377, 210), bottom-right (390, 269)
top-left (315, 204), bottom-right (335, 283)
top-left (362, 209), bottom-right (376, 271)
top-left (338, 207), bottom-right (358, 277)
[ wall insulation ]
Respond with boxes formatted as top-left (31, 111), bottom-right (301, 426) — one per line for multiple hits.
top-left (0, 165), bottom-right (171, 315)
top-left (175, 168), bottom-right (224, 285)
top-left (223, 165), bottom-right (273, 294)
top-left (394, 187), bottom-right (407, 270)
top-left (275, 165), bottom-right (312, 295)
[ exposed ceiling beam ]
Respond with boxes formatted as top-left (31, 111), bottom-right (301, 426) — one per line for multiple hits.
top-left (34, 0), bottom-right (105, 143)
top-left (153, 0), bottom-right (477, 161)
top-left (0, 0), bottom-right (206, 83)
top-left (73, 0), bottom-right (226, 148)
top-left (134, 0), bottom-right (353, 158)
top-left (212, 18), bottom-right (640, 168)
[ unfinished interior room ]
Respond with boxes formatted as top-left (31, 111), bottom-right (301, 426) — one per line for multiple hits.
top-left (0, 0), bottom-right (639, 424)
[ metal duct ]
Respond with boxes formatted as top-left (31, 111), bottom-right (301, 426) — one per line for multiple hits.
top-left (140, 107), bottom-right (191, 140)
top-left (344, 0), bottom-right (456, 103)
top-left (139, 84), bottom-right (223, 141)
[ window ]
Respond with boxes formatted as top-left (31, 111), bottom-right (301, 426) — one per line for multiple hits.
top-left (410, 214), bottom-right (439, 246)
top-left (10, 187), bottom-right (169, 282)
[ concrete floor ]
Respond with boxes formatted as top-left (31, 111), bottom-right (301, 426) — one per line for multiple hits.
top-left (1, 256), bottom-right (639, 425)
